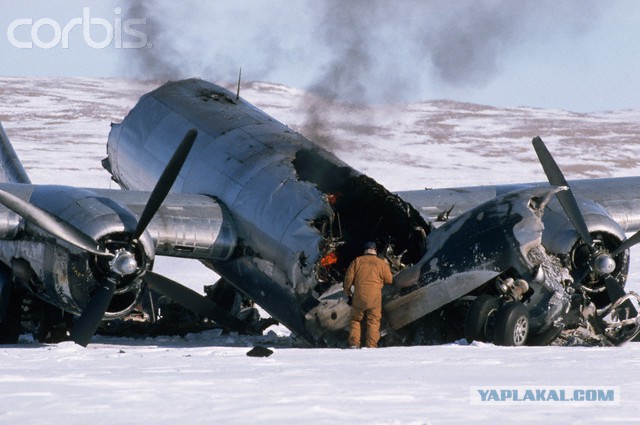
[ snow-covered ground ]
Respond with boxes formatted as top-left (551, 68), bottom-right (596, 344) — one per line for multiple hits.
top-left (0, 78), bottom-right (639, 424)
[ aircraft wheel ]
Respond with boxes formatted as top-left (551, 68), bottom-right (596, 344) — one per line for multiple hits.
top-left (465, 294), bottom-right (500, 343)
top-left (493, 302), bottom-right (529, 346)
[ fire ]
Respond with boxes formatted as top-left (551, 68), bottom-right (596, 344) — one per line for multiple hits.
top-left (321, 251), bottom-right (338, 267)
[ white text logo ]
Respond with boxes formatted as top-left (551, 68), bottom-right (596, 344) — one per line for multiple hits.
top-left (470, 386), bottom-right (620, 406)
top-left (7, 7), bottom-right (149, 49)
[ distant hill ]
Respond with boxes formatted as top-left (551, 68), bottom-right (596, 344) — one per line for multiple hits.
top-left (0, 77), bottom-right (638, 190)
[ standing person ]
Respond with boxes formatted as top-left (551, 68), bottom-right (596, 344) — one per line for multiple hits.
top-left (343, 241), bottom-right (393, 348)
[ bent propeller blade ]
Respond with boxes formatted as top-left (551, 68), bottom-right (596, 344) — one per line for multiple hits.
top-left (143, 271), bottom-right (245, 332)
top-left (0, 189), bottom-right (110, 257)
top-left (69, 281), bottom-right (116, 347)
top-left (532, 137), bottom-right (594, 247)
top-left (131, 129), bottom-right (198, 244)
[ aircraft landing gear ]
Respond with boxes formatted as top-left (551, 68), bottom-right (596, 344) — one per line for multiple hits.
top-left (465, 294), bottom-right (531, 346)
top-left (493, 302), bottom-right (530, 346)
top-left (464, 295), bottom-right (500, 343)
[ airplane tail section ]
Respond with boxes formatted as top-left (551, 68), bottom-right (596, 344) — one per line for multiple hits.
top-left (0, 123), bottom-right (30, 184)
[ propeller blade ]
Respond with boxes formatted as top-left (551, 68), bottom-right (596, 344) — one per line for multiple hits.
top-left (131, 129), bottom-right (198, 243)
top-left (603, 274), bottom-right (638, 318)
top-left (532, 137), bottom-right (594, 247)
top-left (143, 271), bottom-right (245, 332)
top-left (611, 229), bottom-right (640, 257)
top-left (603, 274), bottom-right (627, 302)
top-left (69, 281), bottom-right (116, 347)
top-left (571, 266), bottom-right (591, 288)
top-left (0, 189), bottom-right (110, 257)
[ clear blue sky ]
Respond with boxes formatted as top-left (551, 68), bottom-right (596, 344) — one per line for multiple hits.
top-left (1, 1), bottom-right (639, 112)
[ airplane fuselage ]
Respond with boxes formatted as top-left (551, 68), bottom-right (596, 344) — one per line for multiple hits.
top-left (106, 79), bottom-right (428, 345)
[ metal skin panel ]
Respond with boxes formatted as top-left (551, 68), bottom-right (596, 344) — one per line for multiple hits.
top-left (89, 189), bottom-right (237, 261)
top-left (0, 183), bottom-right (236, 262)
top-left (108, 81), bottom-right (335, 273)
top-left (207, 256), bottom-right (314, 342)
top-left (107, 80), bottom-right (344, 342)
top-left (541, 198), bottom-right (627, 256)
top-left (398, 177), bottom-right (640, 232)
top-left (107, 79), bottom-right (433, 345)
top-left (385, 186), bottom-right (562, 331)
top-left (0, 207), bottom-right (20, 240)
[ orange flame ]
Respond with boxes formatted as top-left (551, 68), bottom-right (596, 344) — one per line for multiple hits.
top-left (321, 251), bottom-right (338, 267)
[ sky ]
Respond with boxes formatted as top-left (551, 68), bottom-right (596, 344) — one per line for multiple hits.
top-left (1, 1), bottom-right (640, 112)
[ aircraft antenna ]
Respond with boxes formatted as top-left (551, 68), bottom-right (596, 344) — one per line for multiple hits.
top-left (236, 67), bottom-right (242, 100)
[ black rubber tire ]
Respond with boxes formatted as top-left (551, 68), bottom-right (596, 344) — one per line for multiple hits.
top-left (465, 295), bottom-right (500, 343)
top-left (493, 302), bottom-right (530, 346)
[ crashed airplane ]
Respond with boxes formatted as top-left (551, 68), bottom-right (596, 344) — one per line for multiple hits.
top-left (0, 78), bottom-right (639, 347)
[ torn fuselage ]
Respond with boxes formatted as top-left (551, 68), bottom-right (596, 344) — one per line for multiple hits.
top-left (106, 79), bottom-right (429, 345)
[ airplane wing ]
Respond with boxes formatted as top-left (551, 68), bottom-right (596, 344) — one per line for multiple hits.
top-left (0, 183), bottom-right (236, 261)
top-left (397, 177), bottom-right (640, 232)
top-left (0, 126), bottom-right (244, 346)
top-left (0, 123), bottom-right (30, 184)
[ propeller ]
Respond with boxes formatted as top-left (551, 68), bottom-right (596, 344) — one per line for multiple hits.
top-left (532, 137), bottom-right (594, 247)
top-left (0, 129), bottom-right (200, 346)
top-left (533, 136), bottom-right (640, 304)
top-left (143, 271), bottom-right (245, 332)
top-left (611, 230), bottom-right (640, 257)
top-left (73, 128), bottom-right (199, 345)
top-left (129, 129), bottom-right (198, 247)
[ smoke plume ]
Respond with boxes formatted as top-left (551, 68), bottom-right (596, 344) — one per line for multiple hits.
top-left (121, 1), bottom-right (602, 146)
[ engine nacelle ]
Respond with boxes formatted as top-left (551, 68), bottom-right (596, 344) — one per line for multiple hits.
top-left (0, 185), bottom-right (155, 319)
top-left (541, 198), bottom-right (629, 298)
top-left (542, 198), bottom-right (625, 254)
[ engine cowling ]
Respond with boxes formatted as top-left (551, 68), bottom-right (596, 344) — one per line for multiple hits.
top-left (541, 198), bottom-right (629, 304)
top-left (0, 185), bottom-right (155, 319)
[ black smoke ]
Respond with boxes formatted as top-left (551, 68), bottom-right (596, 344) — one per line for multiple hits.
top-left (121, 1), bottom-right (602, 146)
top-left (123, 1), bottom-right (599, 97)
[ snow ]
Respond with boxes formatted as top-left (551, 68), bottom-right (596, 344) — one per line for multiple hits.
top-left (2, 338), bottom-right (639, 424)
top-left (1, 78), bottom-right (640, 424)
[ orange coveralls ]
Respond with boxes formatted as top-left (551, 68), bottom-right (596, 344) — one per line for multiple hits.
top-left (343, 253), bottom-right (393, 348)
